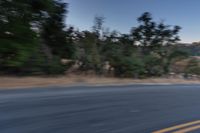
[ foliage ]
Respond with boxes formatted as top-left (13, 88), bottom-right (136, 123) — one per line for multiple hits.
top-left (0, 1), bottom-right (192, 77)
top-left (0, 0), bottom-right (74, 75)
top-left (77, 31), bottom-right (102, 74)
top-left (184, 59), bottom-right (200, 75)
top-left (131, 12), bottom-right (181, 54)
top-left (0, 0), bottom-right (38, 73)
top-left (129, 12), bottom-right (185, 76)
top-left (112, 55), bottom-right (145, 78)
top-left (41, 1), bottom-right (75, 59)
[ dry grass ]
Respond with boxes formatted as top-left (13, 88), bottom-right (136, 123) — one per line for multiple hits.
top-left (0, 75), bottom-right (200, 89)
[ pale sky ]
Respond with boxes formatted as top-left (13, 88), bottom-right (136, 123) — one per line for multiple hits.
top-left (66, 0), bottom-right (200, 43)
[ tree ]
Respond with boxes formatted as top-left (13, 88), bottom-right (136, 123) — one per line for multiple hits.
top-left (0, 0), bottom-right (73, 75)
top-left (130, 12), bottom-right (182, 76)
top-left (0, 0), bottom-right (38, 73)
top-left (77, 31), bottom-right (101, 74)
top-left (184, 59), bottom-right (200, 76)
top-left (131, 12), bottom-right (181, 55)
top-left (92, 16), bottom-right (105, 38)
top-left (163, 48), bottom-right (188, 74)
top-left (41, 1), bottom-right (75, 59)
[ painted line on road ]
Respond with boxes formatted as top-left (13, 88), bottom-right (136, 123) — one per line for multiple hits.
top-left (173, 124), bottom-right (200, 133)
top-left (153, 120), bottom-right (200, 133)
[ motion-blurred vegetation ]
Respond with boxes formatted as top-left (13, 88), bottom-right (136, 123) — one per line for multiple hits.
top-left (0, 0), bottom-right (199, 77)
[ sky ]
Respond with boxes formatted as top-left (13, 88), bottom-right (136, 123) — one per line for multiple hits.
top-left (66, 0), bottom-right (200, 43)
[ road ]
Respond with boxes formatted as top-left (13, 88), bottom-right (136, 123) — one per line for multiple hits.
top-left (0, 84), bottom-right (200, 133)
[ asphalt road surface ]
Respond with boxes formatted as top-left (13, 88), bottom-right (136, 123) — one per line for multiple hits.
top-left (0, 84), bottom-right (200, 133)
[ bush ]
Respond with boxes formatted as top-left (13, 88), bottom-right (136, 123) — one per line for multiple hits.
top-left (143, 54), bottom-right (164, 76)
top-left (112, 55), bottom-right (145, 78)
top-left (42, 57), bottom-right (66, 75)
top-left (184, 59), bottom-right (200, 75)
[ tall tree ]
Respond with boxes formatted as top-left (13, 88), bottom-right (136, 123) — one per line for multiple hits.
top-left (0, 0), bottom-right (38, 73)
top-left (131, 12), bottom-right (181, 55)
top-left (0, 0), bottom-right (73, 74)
top-left (41, 1), bottom-right (74, 59)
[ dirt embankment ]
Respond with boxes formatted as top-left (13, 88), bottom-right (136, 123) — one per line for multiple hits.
top-left (0, 75), bottom-right (200, 89)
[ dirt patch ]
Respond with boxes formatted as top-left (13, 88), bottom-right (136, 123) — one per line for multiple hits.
top-left (0, 75), bottom-right (200, 89)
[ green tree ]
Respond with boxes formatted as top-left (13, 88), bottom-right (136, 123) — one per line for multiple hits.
top-left (131, 12), bottom-right (181, 55)
top-left (41, 1), bottom-right (75, 59)
top-left (131, 12), bottom-right (182, 76)
top-left (0, 0), bottom-right (73, 75)
top-left (0, 0), bottom-right (38, 73)
top-left (185, 59), bottom-right (200, 76)
top-left (78, 31), bottom-right (101, 73)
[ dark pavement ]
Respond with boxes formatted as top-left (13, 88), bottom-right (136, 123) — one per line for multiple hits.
top-left (0, 84), bottom-right (200, 133)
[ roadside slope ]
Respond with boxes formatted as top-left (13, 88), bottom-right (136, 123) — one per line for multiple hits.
top-left (0, 75), bottom-right (200, 89)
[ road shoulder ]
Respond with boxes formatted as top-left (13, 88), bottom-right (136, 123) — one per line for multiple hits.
top-left (0, 75), bottom-right (200, 90)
